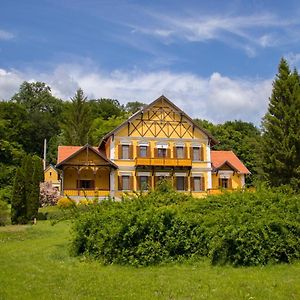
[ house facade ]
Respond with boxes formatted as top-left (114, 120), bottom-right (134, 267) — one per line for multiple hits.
top-left (56, 96), bottom-right (250, 198)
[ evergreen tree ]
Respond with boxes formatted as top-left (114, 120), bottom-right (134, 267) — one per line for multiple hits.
top-left (11, 154), bottom-right (44, 224)
top-left (27, 156), bottom-right (43, 220)
top-left (11, 167), bottom-right (27, 224)
top-left (261, 58), bottom-right (300, 190)
top-left (62, 89), bottom-right (92, 145)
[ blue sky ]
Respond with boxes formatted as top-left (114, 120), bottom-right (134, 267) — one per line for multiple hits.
top-left (1, 0), bottom-right (300, 124)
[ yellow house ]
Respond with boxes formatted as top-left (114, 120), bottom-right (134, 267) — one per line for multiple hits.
top-left (56, 95), bottom-right (250, 198)
top-left (44, 165), bottom-right (61, 191)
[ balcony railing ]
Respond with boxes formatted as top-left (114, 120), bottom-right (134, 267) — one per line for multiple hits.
top-left (135, 157), bottom-right (192, 167)
top-left (63, 189), bottom-right (110, 197)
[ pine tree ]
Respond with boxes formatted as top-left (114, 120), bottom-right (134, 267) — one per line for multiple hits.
top-left (62, 89), bottom-right (92, 145)
top-left (261, 58), bottom-right (300, 190)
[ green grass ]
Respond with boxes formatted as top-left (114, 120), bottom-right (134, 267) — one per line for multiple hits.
top-left (0, 221), bottom-right (299, 300)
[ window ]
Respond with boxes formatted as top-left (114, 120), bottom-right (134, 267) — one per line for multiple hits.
top-left (220, 178), bottom-right (229, 189)
top-left (193, 177), bottom-right (203, 191)
top-left (139, 176), bottom-right (148, 190)
top-left (176, 177), bottom-right (185, 191)
top-left (50, 172), bottom-right (52, 176)
top-left (193, 147), bottom-right (200, 161)
top-left (79, 180), bottom-right (94, 189)
top-left (139, 146), bottom-right (147, 157)
top-left (158, 148), bottom-right (167, 157)
top-left (176, 147), bottom-right (184, 158)
top-left (122, 145), bottom-right (129, 159)
top-left (122, 176), bottom-right (130, 190)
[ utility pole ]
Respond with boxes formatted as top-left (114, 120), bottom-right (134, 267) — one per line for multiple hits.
top-left (43, 138), bottom-right (47, 170)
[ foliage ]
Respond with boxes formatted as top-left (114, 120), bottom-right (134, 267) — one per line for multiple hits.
top-left (11, 154), bottom-right (43, 224)
top-left (0, 200), bottom-right (9, 226)
top-left (61, 89), bottom-right (92, 145)
top-left (71, 186), bottom-right (300, 266)
top-left (89, 98), bottom-right (125, 120)
top-left (10, 81), bottom-right (64, 154)
top-left (125, 101), bottom-right (146, 114)
top-left (89, 115), bottom-right (126, 144)
top-left (39, 182), bottom-right (60, 207)
top-left (261, 58), bottom-right (300, 191)
top-left (57, 197), bottom-right (76, 209)
top-left (194, 118), bottom-right (261, 184)
top-left (1, 221), bottom-right (299, 299)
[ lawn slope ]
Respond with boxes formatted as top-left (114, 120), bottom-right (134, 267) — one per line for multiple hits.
top-left (0, 221), bottom-right (299, 300)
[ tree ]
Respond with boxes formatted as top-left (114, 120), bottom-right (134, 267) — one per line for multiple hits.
top-left (11, 167), bottom-right (27, 224)
top-left (89, 98), bottom-right (125, 120)
top-left (11, 154), bottom-right (43, 224)
top-left (62, 89), bottom-right (92, 145)
top-left (9, 81), bottom-right (64, 154)
top-left (90, 116), bottom-right (126, 145)
top-left (194, 118), bottom-right (261, 184)
top-left (125, 101), bottom-right (146, 114)
top-left (261, 58), bottom-right (300, 190)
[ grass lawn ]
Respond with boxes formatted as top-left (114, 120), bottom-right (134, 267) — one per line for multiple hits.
top-left (0, 221), bottom-right (299, 300)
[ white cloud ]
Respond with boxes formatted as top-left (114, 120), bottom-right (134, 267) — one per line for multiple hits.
top-left (0, 65), bottom-right (272, 124)
top-left (133, 13), bottom-right (300, 56)
top-left (0, 29), bottom-right (14, 40)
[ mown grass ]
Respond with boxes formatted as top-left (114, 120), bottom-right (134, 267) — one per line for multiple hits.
top-left (0, 221), bottom-right (299, 300)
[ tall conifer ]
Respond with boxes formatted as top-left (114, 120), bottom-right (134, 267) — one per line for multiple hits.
top-left (261, 58), bottom-right (300, 190)
top-left (62, 89), bottom-right (92, 145)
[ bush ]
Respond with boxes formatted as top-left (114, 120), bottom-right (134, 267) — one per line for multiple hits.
top-left (70, 186), bottom-right (300, 266)
top-left (57, 197), bottom-right (76, 209)
top-left (40, 182), bottom-right (60, 207)
top-left (0, 200), bottom-right (9, 226)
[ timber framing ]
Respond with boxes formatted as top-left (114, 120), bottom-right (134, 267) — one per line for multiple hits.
top-left (99, 95), bottom-right (218, 147)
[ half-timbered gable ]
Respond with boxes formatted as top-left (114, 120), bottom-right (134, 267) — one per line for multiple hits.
top-left (56, 95), bottom-right (249, 199)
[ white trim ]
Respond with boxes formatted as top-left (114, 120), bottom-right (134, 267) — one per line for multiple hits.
top-left (241, 174), bottom-right (245, 187)
top-left (119, 172), bottom-right (132, 176)
top-left (110, 139), bottom-right (115, 160)
top-left (155, 172), bottom-right (170, 176)
top-left (156, 144), bottom-right (168, 149)
top-left (175, 142), bottom-right (185, 147)
top-left (219, 170), bottom-right (234, 175)
top-left (138, 141), bottom-right (149, 146)
top-left (207, 171), bottom-right (212, 189)
top-left (137, 172), bottom-right (151, 176)
top-left (191, 172), bottom-right (204, 177)
top-left (110, 170), bottom-right (115, 197)
top-left (174, 173), bottom-right (187, 177)
top-left (120, 140), bottom-right (132, 145)
top-left (219, 174), bottom-right (230, 179)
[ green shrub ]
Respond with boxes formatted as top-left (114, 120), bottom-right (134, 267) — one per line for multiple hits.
top-left (70, 187), bottom-right (300, 266)
top-left (57, 197), bottom-right (76, 209)
top-left (0, 200), bottom-right (9, 226)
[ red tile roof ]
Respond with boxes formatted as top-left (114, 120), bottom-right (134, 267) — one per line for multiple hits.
top-left (211, 150), bottom-right (250, 174)
top-left (57, 146), bottom-right (99, 164)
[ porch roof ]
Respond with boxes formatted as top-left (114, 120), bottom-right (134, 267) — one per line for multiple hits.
top-left (56, 144), bottom-right (118, 169)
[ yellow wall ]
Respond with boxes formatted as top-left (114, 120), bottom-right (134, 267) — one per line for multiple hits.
top-left (44, 167), bottom-right (59, 182)
top-left (211, 173), bottom-right (242, 189)
top-left (63, 167), bottom-right (110, 190)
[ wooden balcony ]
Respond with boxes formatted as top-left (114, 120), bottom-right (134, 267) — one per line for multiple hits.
top-left (63, 189), bottom-right (110, 197)
top-left (135, 157), bottom-right (192, 167)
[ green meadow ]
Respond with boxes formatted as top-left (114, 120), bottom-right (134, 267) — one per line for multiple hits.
top-left (0, 221), bottom-right (299, 300)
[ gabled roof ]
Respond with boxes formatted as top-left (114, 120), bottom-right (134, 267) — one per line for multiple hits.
top-left (56, 144), bottom-right (118, 169)
top-left (44, 164), bottom-right (58, 173)
top-left (99, 95), bottom-right (218, 147)
top-left (211, 150), bottom-right (250, 174)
